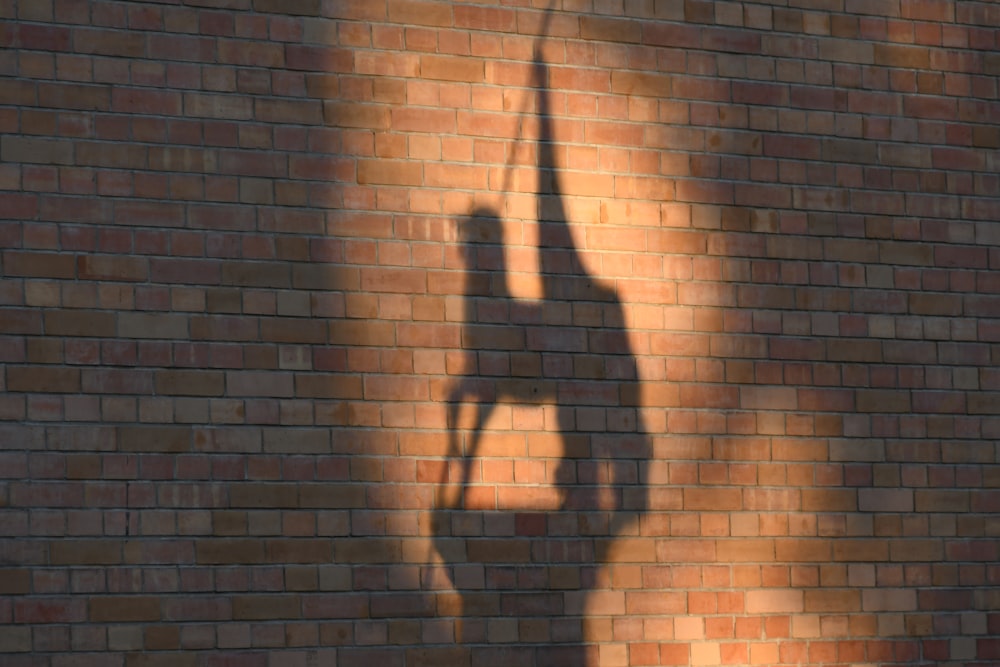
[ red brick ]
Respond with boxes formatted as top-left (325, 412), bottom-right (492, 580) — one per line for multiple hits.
top-left (581, 16), bottom-right (641, 43)
top-left (112, 88), bottom-right (182, 116)
top-left (5, 251), bottom-right (76, 278)
top-left (90, 596), bottom-right (161, 622)
top-left (43, 311), bottom-right (117, 338)
top-left (117, 426), bottom-right (190, 453)
top-left (77, 255), bottom-right (147, 282)
top-left (420, 54), bottom-right (484, 82)
top-left (255, 98), bottom-right (322, 125)
top-left (15, 598), bottom-right (87, 623)
top-left (625, 591), bottom-right (685, 614)
top-left (7, 366), bottom-right (80, 393)
top-left (1, 136), bottom-right (74, 165)
top-left (454, 5), bottom-right (515, 32)
top-left (387, 0), bottom-right (452, 27)
top-left (357, 159), bottom-right (422, 186)
top-left (50, 539), bottom-right (123, 565)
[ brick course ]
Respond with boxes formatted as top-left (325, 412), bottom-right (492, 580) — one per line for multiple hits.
top-left (1, 0), bottom-right (1000, 665)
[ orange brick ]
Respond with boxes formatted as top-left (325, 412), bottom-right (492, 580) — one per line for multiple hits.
top-left (357, 159), bottom-right (422, 186)
top-left (421, 54), bottom-right (483, 82)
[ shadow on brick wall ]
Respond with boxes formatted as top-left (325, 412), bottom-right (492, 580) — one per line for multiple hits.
top-left (425, 51), bottom-right (651, 665)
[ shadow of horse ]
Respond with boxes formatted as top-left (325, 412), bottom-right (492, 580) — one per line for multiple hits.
top-left (431, 52), bottom-right (651, 665)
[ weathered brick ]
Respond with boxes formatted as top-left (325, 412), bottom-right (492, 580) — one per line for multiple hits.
top-left (14, 597), bottom-right (88, 623)
top-left (1, 136), bottom-right (75, 164)
top-left (50, 540), bottom-right (122, 565)
top-left (117, 426), bottom-right (191, 453)
top-left (155, 370), bottom-right (226, 397)
top-left (231, 594), bottom-right (301, 620)
top-left (420, 54), bottom-right (484, 83)
top-left (4, 251), bottom-right (76, 278)
top-left (89, 596), bottom-right (161, 622)
top-left (7, 366), bottom-right (80, 393)
top-left (44, 311), bottom-right (117, 337)
top-left (357, 159), bottom-right (422, 186)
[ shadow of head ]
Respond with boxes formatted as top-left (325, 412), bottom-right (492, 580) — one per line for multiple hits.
top-left (459, 207), bottom-right (503, 246)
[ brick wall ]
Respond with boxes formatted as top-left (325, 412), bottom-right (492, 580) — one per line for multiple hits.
top-left (2, 0), bottom-right (999, 665)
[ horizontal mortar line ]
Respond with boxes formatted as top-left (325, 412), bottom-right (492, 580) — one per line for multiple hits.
top-left (341, 21), bottom-right (998, 50)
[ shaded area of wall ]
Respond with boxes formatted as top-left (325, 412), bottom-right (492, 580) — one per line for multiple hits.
top-left (1, 1), bottom-right (1000, 666)
top-left (0, 0), bottom-right (350, 663)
